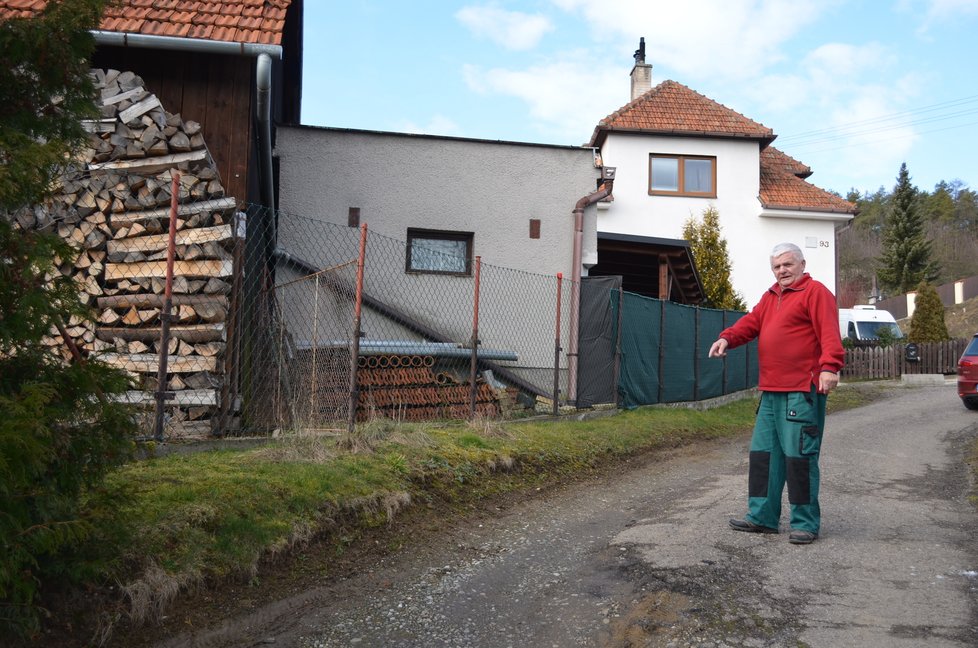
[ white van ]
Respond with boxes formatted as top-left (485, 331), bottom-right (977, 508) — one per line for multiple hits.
top-left (838, 305), bottom-right (905, 343)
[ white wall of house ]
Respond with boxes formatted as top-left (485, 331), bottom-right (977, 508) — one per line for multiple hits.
top-left (749, 212), bottom-right (843, 303)
top-left (596, 132), bottom-right (845, 304)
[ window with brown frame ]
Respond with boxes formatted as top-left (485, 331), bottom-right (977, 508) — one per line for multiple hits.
top-left (406, 228), bottom-right (473, 275)
top-left (649, 154), bottom-right (716, 197)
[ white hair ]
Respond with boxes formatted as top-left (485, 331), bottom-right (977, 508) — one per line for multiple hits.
top-left (770, 242), bottom-right (804, 261)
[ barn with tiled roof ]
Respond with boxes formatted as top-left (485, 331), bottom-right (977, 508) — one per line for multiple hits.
top-left (0, 0), bottom-right (304, 205)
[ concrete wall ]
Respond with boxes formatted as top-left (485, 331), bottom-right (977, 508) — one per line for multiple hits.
top-left (276, 126), bottom-right (599, 277)
top-left (596, 132), bottom-right (843, 305)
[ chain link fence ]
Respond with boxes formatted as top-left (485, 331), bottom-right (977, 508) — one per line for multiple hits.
top-left (9, 65), bottom-right (578, 441)
top-left (237, 207), bottom-right (577, 434)
top-left (15, 179), bottom-right (577, 440)
top-left (18, 165), bottom-right (753, 441)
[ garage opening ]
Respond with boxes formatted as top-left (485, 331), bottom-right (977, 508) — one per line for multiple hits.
top-left (588, 232), bottom-right (705, 305)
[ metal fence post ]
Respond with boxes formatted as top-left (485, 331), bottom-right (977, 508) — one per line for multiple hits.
top-left (469, 256), bottom-right (482, 419)
top-left (347, 223), bottom-right (367, 434)
top-left (152, 172), bottom-right (180, 442)
top-left (216, 211), bottom-right (246, 436)
top-left (613, 284), bottom-right (623, 407)
top-left (657, 298), bottom-right (666, 404)
top-left (310, 273), bottom-right (321, 421)
top-left (552, 272), bottom-right (562, 416)
top-left (693, 307), bottom-right (700, 401)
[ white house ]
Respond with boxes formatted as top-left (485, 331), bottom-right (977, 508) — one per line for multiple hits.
top-left (588, 41), bottom-right (856, 305)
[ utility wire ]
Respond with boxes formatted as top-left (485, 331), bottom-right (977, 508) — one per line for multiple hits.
top-left (777, 94), bottom-right (978, 144)
top-left (783, 118), bottom-right (978, 156)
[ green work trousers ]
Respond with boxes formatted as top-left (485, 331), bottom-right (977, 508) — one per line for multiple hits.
top-left (745, 387), bottom-right (826, 534)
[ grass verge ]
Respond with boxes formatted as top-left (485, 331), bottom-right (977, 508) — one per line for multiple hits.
top-left (41, 384), bottom-right (882, 646)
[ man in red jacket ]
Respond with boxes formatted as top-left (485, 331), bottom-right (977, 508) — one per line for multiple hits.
top-left (709, 242), bottom-right (844, 545)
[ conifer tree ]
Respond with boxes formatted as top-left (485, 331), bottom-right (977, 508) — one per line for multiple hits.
top-left (908, 281), bottom-right (950, 342)
top-left (876, 163), bottom-right (939, 295)
top-left (682, 206), bottom-right (746, 310)
top-left (1, 1), bottom-right (135, 638)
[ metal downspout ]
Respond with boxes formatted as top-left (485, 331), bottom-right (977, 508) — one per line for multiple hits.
top-left (569, 180), bottom-right (613, 405)
top-left (255, 53), bottom-right (276, 213)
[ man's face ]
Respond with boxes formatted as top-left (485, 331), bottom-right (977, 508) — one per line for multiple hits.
top-left (770, 252), bottom-right (805, 288)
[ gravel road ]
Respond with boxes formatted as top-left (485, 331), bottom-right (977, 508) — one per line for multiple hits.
top-left (159, 381), bottom-right (978, 648)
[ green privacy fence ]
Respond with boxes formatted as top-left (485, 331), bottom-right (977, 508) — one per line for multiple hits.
top-left (611, 291), bottom-right (758, 408)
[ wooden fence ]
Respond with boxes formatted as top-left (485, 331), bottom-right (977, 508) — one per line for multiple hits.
top-left (841, 340), bottom-right (968, 380)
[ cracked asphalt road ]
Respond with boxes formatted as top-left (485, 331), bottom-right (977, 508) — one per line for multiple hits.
top-left (160, 381), bottom-right (978, 648)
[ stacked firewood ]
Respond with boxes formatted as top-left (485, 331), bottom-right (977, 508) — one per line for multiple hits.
top-left (10, 68), bottom-right (240, 439)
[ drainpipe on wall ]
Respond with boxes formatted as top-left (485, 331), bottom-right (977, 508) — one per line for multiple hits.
top-left (569, 177), bottom-right (614, 405)
top-left (255, 53), bottom-right (276, 214)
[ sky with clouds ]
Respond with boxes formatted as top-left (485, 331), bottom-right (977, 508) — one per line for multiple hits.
top-left (301, 0), bottom-right (978, 197)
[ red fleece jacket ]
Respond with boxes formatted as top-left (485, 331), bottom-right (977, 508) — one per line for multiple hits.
top-left (719, 273), bottom-right (844, 392)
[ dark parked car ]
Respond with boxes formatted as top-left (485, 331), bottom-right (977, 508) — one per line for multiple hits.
top-left (959, 334), bottom-right (978, 410)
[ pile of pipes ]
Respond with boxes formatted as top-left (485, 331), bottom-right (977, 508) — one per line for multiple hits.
top-left (356, 354), bottom-right (514, 421)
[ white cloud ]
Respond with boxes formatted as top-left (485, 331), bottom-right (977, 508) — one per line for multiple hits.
top-left (757, 41), bottom-right (891, 104)
top-left (395, 115), bottom-right (462, 137)
top-left (923, 0), bottom-right (978, 18)
top-left (770, 70), bottom-right (920, 193)
top-left (549, 0), bottom-right (829, 81)
top-left (916, 0), bottom-right (978, 32)
top-left (803, 42), bottom-right (892, 82)
top-left (741, 39), bottom-right (918, 192)
top-left (455, 4), bottom-right (554, 50)
top-left (817, 98), bottom-right (918, 191)
top-left (463, 54), bottom-right (626, 143)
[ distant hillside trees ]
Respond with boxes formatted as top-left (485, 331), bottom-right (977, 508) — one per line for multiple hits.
top-left (681, 206), bottom-right (746, 310)
top-left (837, 163), bottom-right (977, 305)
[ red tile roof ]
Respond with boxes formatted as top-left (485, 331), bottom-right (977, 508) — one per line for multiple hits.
top-left (591, 80), bottom-right (852, 215)
top-left (0, 0), bottom-right (292, 46)
top-left (589, 80), bottom-right (775, 147)
top-left (760, 146), bottom-right (812, 179)
top-left (760, 147), bottom-right (856, 214)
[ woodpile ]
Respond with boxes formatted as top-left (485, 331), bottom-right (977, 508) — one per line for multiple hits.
top-left (10, 69), bottom-right (240, 439)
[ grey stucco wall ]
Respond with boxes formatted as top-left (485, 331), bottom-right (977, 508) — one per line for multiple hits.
top-left (272, 127), bottom-right (601, 391)
top-left (275, 126), bottom-right (598, 275)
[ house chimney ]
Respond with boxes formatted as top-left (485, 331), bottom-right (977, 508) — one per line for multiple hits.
top-left (630, 37), bottom-right (652, 100)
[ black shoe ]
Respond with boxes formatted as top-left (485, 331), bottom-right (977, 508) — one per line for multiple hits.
top-left (728, 518), bottom-right (778, 534)
top-left (788, 530), bottom-right (818, 544)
